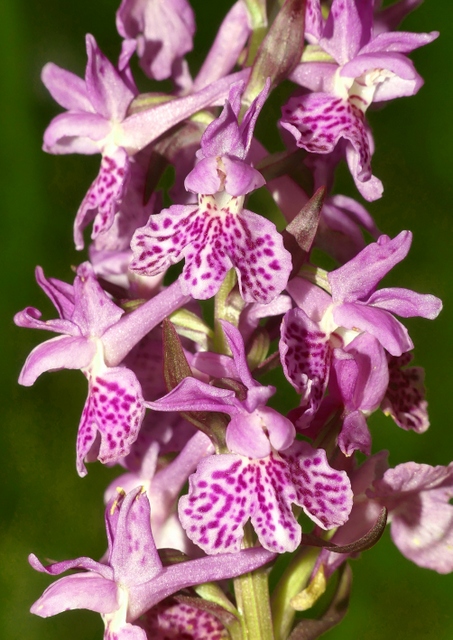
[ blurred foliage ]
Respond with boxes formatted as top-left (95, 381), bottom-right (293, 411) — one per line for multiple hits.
top-left (0, 0), bottom-right (452, 638)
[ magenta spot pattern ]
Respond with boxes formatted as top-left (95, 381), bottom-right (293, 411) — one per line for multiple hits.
top-left (281, 440), bottom-right (353, 530)
top-left (281, 92), bottom-right (372, 181)
top-left (178, 443), bottom-right (352, 554)
top-left (77, 366), bottom-right (145, 476)
top-left (74, 148), bottom-right (130, 249)
top-left (130, 194), bottom-right (291, 303)
top-left (381, 352), bottom-right (429, 433)
top-left (139, 598), bottom-right (229, 639)
top-left (280, 308), bottom-right (332, 425)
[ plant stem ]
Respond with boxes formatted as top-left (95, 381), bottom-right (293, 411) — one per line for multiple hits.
top-left (271, 546), bottom-right (319, 640)
top-left (233, 524), bottom-right (275, 640)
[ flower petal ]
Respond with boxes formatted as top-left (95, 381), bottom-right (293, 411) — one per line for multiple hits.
top-left (85, 34), bottom-right (135, 121)
top-left (338, 410), bottom-right (372, 456)
top-left (109, 488), bottom-right (162, 586)
top-left (280, 308), bottom-right (332, 426)
top-left (381, 353), bottom-right (429, 433)
top-left (282, 441), bottom-right (353, 529)
top-left (320, 0), bottom-right (372, 64)
top-left (328, 231), bottom-right (412, 303)
top-left (18, 335), bottom-right (95, 386)
top-left (116, 0), bottom-right (195, 81)
top-left (372, 462), bottom-right (453, 573)
top-left (179, 453), bottom-right (302, 554)
top-left (29, 552), bottom-right (113, 580)
top-left (146, 376), bottom-right (236, 415)
top-left (43, 112), bottom-right (110, 155)
top-left (193, 0), bottom-right (251, 91)
top-left (359, 30), bottom-right (439, 55)
top-left (72, 262), bottom-right (124, 336)
top-left (131, 198), bottom-right (291, 303)
top-left (77, 366), bottom-right (145, 476)
top-left (74, 149), bottom-right (130, 250)
top-left (30, 573), bottom-right (119, 617)
top-left (41, 63), bottom-right (92, 112)
top-left (139, 598), bottom-right (228, 639)
top-left (367, 287), bottom-right (442, 319)
top-left (178, 454), bottom-right (253, 554)
top-left (333, 302), bottom-right (412, 356)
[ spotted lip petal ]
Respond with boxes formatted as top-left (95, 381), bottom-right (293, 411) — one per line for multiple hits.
top-left (77, 366), bottom-right (146, 476)
top-left (282, 0), bottom-right (437, 201)
top-left (131, 196), bottom-right (292, 304)
top-left (179, 442), bottom-right (353, 555)
top-left (138, 598), bottom-right (229, 639)
top-left (381, 352), bottom-right (429, 433)
top-left (279, 307), bottom-right (332, 427)
top-left (281, 441), bottom-right (353, 530)
top-left (74, 149), bottom-right (130, 250)
top-left (178, 453), bottom-right (302, 554)
top-left (281, 92), bottom-right (373, 182)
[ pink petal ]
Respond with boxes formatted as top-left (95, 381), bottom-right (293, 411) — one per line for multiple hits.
top-left (30, 573), bottom-right (119, 617)
top-left (338, 410), bottom-right (372, 456)
top-left (373, 462), bottom-right (453, 573)
top-left (76, 367), bottom-right (145, 476)
top-left (43, 112), bottom-right (110, 155)
top-left (18, 335), bottom-right (95, 387)
top-left (178, 454), bottom-right (255, 554)
top-left (109, 488), bottom-right (162, 586)
top-left (381, 353), bottom-right (429, 433)
top-left (282, 441), bottom-right (353, 529)
top-left (41, 63), bottom-right (92, 112)
top-left (74, 149), bottom-right (130, 250)
top-left (280, 308), bottom-right (332, 426)
top-left (85, 34), bottom-right (135, 121)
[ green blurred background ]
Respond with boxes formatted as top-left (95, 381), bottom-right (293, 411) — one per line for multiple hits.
top-left (1, 1), bottom-right (452, 638)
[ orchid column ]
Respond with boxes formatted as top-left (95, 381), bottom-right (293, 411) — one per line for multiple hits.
top-left (11, 1), bottom-right (451, 639)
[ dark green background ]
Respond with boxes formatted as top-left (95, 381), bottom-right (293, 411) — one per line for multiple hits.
top-left (1, 1), bottom-right (452, 638)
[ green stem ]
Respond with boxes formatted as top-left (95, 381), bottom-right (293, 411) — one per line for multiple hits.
top-left (213, 269), bottom-right (238, 353)
top-left (233, 525), bottom-right (275, 640)
top-left (271, 546), bottom-right (320, 640)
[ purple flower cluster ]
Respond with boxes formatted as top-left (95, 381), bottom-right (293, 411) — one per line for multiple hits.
top-left (15, 1), bottom-right (448, 638)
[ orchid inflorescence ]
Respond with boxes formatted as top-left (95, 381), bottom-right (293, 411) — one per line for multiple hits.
top-left (16, 1), bottom-right (449, 638)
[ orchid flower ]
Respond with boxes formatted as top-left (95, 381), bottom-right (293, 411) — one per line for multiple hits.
top-left (30, 487), bottom-right (275, 637)
top-left (14, 264), bottom-right (189, 475)
top-left (281, 231), bottom-right (441, 428)
top-left (42, 35), bottom-right (250, 249)
top-left (130, 81), bottom-right (292, 303)
top-left (282, 0), bottom-right (438, 200)
top-left (146, 321), bottom-right (353, 554)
